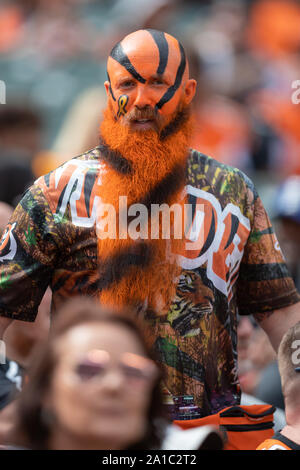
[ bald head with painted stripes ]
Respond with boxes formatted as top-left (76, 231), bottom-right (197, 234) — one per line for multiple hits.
top-left (105, 29), bottom-right (196, 130)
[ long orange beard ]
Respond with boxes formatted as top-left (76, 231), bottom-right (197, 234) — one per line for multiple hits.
top-left (96, 105), bottom-right (194, 315)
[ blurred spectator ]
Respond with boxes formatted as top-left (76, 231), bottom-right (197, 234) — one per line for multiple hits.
top-left (237, 315), bottom-right (285, 411)
top-left (92, 0), bottom-right (176, 58)
top-left (254, 361), bottom-right (285, 411)
top-left (2, 0), bottom-right (299, 184)
top-left (2, 0), bottom-right (98, 65)
top-left (0, 157), bottom-right (35, 207)
top-left (0, 105), bottom-right (43, 159)
top-left (184, 2), bottom-right (255, 171)
top-left (244, 0), bottom-right (300, 176)
top-left (246, 0), bottom-right (300, 60)
top-left (249, 327), bottom-right (285, 411)
top-left (272, 175), bottom-right (300, 291)
top-left (0, 1), bottom-right (23, 53)
top-left (257, 321), bottom-right (300, 449)
top-left (237, 316), bottom-right (258, 396)
top-left (3, 289), bottom-right (51, 370)
top-left (6, 297), bottom-right (166, 450)
top-left (1, 295), bottom-right (224, 450)
top-left (52, 86), bottom-right (106, 162)
top-left (191, 95), bottom-right (251, 169)
top-left (231, 314), bottom-right (286, 434)
top-left (190, 0), bottom-right (248, 96)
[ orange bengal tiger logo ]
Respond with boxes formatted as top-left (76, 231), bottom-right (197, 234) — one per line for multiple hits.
top-left (177, 185), bottom-right (251, 300)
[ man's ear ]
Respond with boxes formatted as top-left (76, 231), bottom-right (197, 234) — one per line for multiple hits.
top-left (104, 81), bottom-right (111, 97)
top-left (183, 79), bottom-right (197, 105)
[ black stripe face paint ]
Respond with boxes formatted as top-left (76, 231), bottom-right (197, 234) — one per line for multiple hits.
top-left (155, 41), bottom-right (186, 110)
top-left (147, 30), bottom-right (187, 111)
top-left (107, 72), bottom-right (116, 101)
top-left (110, 42), bottom-right (146, 83)
top-left (147, 29), bottom-right (169, 76)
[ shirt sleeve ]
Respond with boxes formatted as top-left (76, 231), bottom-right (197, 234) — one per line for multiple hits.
top-left (0, 183), bottom-right (62, 321)
top-left (236, 186), bottom-right (300, 315)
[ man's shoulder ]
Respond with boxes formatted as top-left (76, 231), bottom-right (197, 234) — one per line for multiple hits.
top-left (187, 148), bottom-right (256, 195)
top-left (28, 147), bottom-right (102, 225)
top-left (30, 146), bottom-right (101, 196)
top-left (36, 146), bottom-right (102, 185)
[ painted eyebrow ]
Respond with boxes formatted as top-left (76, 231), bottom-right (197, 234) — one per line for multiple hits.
top-left (149, 74), bottom-right (165, 81)
top-left (115, 74), bottom-right (168, 88)
top-left (149, 74), bottom-right (173, 87)
top-left (115, 77), bottom-right (136, 87)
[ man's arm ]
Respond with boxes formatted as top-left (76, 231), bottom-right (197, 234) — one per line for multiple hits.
top-left (236, 179), bottom-right (300, 353)
top-left (0, 184), bottom-right (60, 323)
top-left (0, 317), bottom-right (12, 341)
top-left (254, 302), bottom-right (300, 352)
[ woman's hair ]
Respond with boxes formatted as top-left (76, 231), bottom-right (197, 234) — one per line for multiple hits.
top-left (11, 297), bottom-right (168, 450)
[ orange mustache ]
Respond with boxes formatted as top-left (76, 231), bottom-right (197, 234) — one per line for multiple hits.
top-left (126, 106), bottom-right (158, 121)
top-left (122, 106), bottom-right (164, 131)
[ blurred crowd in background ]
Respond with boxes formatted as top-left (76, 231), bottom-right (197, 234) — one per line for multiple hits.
top-left (1, 0), bottom-right (300, 420)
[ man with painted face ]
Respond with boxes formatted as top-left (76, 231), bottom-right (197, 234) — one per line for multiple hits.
top-left (0, 30), bottom-right (300, 430)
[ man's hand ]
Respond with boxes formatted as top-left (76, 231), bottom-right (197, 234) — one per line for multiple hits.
top-left (254, 302), bottom-right (300, 352)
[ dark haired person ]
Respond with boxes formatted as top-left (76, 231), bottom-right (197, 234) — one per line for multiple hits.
top-left (8, 298), bottom-right (165, 450)
top-left (257, 321), bottom-right (300, 450)
top-left (0, 30), bottom-right (299, 444)
top-left (0, 157), bottom-right (35, 208)
top-left (0, 105), bottom-right (42, 158)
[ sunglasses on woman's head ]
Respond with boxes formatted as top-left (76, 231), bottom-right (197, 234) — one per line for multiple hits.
top-left (74, 349), bottom-right (159, 385)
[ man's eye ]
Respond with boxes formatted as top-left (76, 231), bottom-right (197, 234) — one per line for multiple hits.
top-left (152, 79), bottom-right (164, 85)
top-left (120, 81), bottom-right (134, 88)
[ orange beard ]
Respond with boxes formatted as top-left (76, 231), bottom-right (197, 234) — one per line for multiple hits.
top-left (96, 104), bottom-right (194, 315)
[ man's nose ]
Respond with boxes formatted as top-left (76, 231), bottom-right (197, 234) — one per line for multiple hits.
top-left (133, 85), bottom-right (154, 109)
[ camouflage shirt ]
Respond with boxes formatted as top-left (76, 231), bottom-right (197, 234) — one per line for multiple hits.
top-left (0, 147), bottom-right (298, 418)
